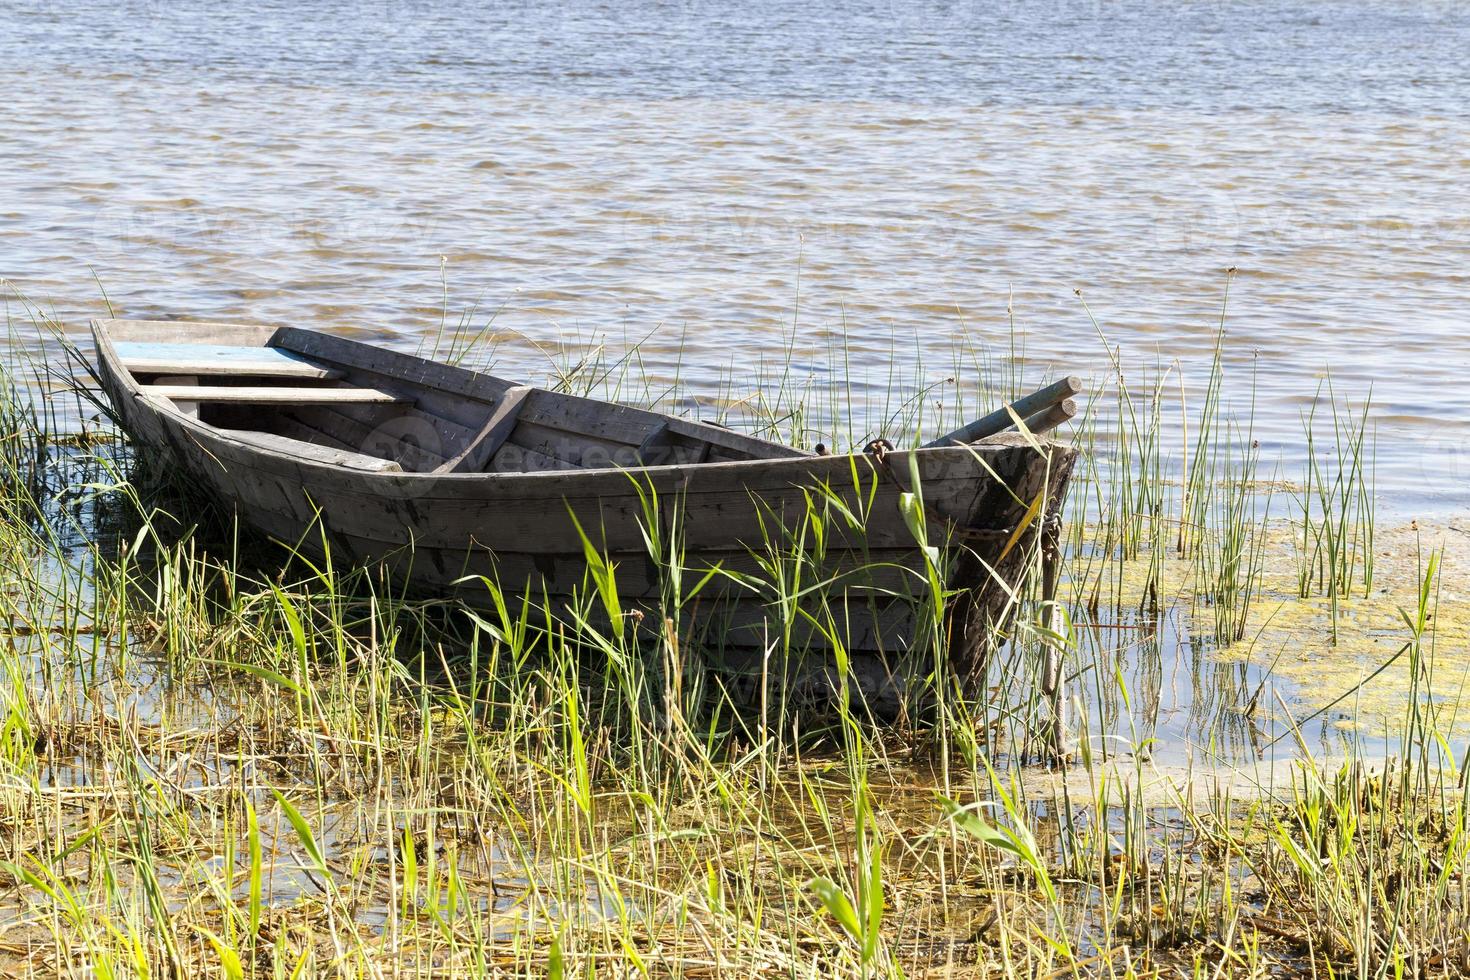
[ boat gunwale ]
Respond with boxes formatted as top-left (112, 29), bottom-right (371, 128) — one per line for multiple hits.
top-left (91, 318), bottom-right (1069, 485)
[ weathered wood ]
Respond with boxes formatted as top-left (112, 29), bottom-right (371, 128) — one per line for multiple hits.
top-left (219, 429), bottom-right (404, 472)
top-left (274, 415), bottom-right (356, 452)
top-left (170, 441), bottom-right (1037, 557)
top-left (923, 376), bottom-right (1084, 448)
top-left (633, 422), bottom-right (717, 466)
top-left (115, 342), bottom-right (343, 379)
top-left (280, 406), bottom-right (375, 451)
top-left (91, 316), bottom-right (1080, 717)
top-left (152, 374), bottom-right (200, 419)
top-left (523, 391), bottom-right (801, 461)
top-left (273, 327), bottom-right (518, 402)
top-left (345, 368), bottom-right (498, 430)
top-left (278, 324), bottom-right (798, 462)
top-left (978, 397), bottom-right (1077, 442)
top-left (488, 444), bottom-right (580, 473)
top-left (288, 405), bottom-right (451, 472)
top-left (271, 526), bottom-right (931, 600)
top-left (1022, 397), bottom-right (1077, 438)
top-left (1039, 514), bottom-right (1071, 760)
top-left (141, 384), bottom-right (408, 405)
top-left (662, 416), bottom-right (809, 460)
top-left (505, 418), bottom-right (648, 469)
top-left (635, 422), bottom-right (673, 465)
top-left (98, 319), bottom-right (281, 346)
top-left (435, 386), bottom-right (532, 474)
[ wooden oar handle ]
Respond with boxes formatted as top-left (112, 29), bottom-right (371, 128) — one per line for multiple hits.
top-left (923, 376), bottom-right (1083, 447)
top-left (1019, 397), bottom-right (1077, 438)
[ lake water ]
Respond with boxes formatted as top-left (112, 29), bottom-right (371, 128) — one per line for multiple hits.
top-left (3, 0), bottom-right (1469, 513)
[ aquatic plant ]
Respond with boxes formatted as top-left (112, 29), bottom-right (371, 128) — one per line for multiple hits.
top-left (0, 283), bottom-right (1456, 977)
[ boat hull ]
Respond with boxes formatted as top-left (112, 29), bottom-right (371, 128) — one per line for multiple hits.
top-left (93, 320), bottom-right (1077, 713)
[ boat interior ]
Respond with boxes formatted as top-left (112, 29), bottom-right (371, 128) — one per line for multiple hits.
top-left (98, 320), bottom-right (807, 475)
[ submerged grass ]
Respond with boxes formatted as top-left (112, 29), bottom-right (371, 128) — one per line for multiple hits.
top-left (0, 282), bottom-right (1465, 976)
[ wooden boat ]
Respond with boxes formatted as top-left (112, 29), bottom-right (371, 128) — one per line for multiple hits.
top-left (91, 317), bottom-right (1079, 714)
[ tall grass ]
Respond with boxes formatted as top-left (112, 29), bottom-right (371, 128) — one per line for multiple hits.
top-left (1296, 379), bottom-right (1377, 643)
top-left (0, 283), bottom-right (1455, 977)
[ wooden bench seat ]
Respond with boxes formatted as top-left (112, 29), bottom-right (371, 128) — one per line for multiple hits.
top-left (115, 342), bottom-right (344, 380)
top-left (142, 384), bottom-right (407, 405)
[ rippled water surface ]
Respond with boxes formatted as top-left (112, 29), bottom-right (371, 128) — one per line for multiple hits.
top-left (4, 0), bottom-right (1469, 512)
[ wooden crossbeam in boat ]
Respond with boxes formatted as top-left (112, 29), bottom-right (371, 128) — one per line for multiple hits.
top-left (115, 342), bottom-right (343, 379)
top-left (435, 385), bottom-right (533, 474)
top-left (141, 384), bottom-right (408, 405)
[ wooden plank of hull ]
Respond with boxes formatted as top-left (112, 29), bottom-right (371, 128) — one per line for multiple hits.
top-left (238, 502), bottom-right (937, 657)
top-left (273, 326), bottom-right (798, 463)
top-left (517, 392), bottom-right (806, 462)
top-left (487, 445), bottom-right (579, 473)
top-left (148, 415), bottom-right (1063, 646)
top-left (102, 360), bottom-right (1063, 562)
top-left (219, 429), bottom-right (406, 472)
top-left (218, 489), bottom-right (936, 625)
top-left (503, 418), bottom-right (645, 470)
top-left (287, 405), bottom-right (456, 472)
top-left (271, 326), bottom-right (518, 402)
top-left (266, 527), bottom-right (940, 602)
top-left (168, 426), bottom-right (1049, 557)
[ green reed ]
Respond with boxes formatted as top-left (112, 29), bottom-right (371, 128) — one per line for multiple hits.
top-left (0, 279), bottom-right (1452, 977)
top-left (1296, 379), bottom-right (1377, 615)
top-left (1191, 413), bottom-right (1273, 648)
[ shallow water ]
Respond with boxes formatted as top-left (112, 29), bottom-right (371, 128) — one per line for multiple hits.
top-left (3, 0), bottom-right (1469, 515)
top-left (3, 0), bottom-right (1466, 776)
top-left (0, 436), bottom-right (1456, 966)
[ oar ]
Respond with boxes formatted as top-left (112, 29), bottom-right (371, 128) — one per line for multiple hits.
top-left (923, 376), bottom-right (1083, 448)
top-left (991, 396), bottom-right (1077, 442)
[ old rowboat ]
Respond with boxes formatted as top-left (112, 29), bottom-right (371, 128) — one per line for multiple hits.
top-left (92, 318), bottom-right (1079, 711)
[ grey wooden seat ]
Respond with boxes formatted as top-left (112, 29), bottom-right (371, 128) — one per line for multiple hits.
top-left (141, 384), bottom-right (407, 404)
top-left (115, 342), bottom-right (344, 380)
